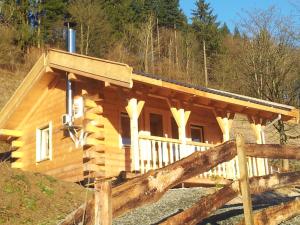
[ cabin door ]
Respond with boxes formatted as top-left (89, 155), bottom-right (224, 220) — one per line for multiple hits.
top-left (145, 108), bottom-right (169, 137)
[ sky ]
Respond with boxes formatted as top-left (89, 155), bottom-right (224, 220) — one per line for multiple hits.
top-left (179, 0), bottom-right (299, 32)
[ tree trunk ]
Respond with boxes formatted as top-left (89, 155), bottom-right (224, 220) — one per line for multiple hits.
top-left (160, 171), bottom-right (300, 225)
top-left (203, 40), bottom-right (208, 87)
top-left (174, 24), bottom-right (179, 70)
top-left (80, 23), bottom-right (84, 54)
top-left (85, 24), bottom-right (90, 55)
top-left (157, 18), bottom-right (160, 60)
top-left (150, 24), bottom-right (154, 74)
top-left (238, 198), bottom-right (300, 225)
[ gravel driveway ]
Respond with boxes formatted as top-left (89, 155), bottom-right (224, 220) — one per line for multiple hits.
top-left (113, 187), bottom-right (300, 225)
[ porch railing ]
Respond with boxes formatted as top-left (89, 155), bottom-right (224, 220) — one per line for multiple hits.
top-left (138, 135), bottom-right (270, 180)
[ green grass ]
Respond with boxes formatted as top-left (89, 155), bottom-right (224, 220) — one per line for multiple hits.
top-left (37, 181), bottom-right (54, 197)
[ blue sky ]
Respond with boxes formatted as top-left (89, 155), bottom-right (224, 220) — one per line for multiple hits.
top-left (179, 0), bottom-right (299, 32)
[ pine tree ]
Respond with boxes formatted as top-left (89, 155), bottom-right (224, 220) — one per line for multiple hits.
top-left (233, 26), bottom-right (241, 38)
top-left (220, 22), bottom-right (230, 36)
top-left (191, 0), bottom-right (221, 54)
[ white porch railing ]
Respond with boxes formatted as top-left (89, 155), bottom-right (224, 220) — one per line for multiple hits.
top-left (138, 135), bottom-right (271, 180)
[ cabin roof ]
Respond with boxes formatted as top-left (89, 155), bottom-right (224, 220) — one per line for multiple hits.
top-left (134, 71), bottom-right (294, 111)
top-left (0, 49), bottom-right (298, 134)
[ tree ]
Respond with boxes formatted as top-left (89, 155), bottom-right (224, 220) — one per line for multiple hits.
top-left (239, 7), bottom-right (300, 170)
top-left (233, 26), bottom-right (241, 38)
top-left (68, 0), bottom-right (110, 56)
top-left (192, 0), bottom-right (221, 54)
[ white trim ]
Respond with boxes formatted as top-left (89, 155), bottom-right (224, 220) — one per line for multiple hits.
top-left (36, 121), bottom-right (53, 163)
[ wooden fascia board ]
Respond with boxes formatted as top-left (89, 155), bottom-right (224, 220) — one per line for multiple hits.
top-left (132, 73), bottom-right (298, 121)
top-left (47, 49), bottom-right (133, 88)
top-left (0, 54), bottom-right (46, 128)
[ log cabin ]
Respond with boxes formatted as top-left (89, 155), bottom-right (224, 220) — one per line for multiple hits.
top-left (0, 49), bottom-right (299, 184)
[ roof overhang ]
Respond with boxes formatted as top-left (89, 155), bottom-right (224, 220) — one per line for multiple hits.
top-left (132, 73), bottom-right (299, 124)
top-left (47, 49), bottom-right (133, 88)
top-left (0, 49), bottom-right (134, 133)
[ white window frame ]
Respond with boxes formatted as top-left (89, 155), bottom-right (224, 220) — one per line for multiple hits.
top-left (36, 122), bottom-right (52, 162)
top-left (119, 112), bottom-right (131, 148)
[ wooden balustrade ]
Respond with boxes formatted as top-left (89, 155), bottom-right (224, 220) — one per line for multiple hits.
top-left (137, 135), bottom-right (270, 179)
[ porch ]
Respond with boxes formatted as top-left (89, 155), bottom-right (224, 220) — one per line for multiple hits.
top-left (136, 134), bottom-right (271, 180)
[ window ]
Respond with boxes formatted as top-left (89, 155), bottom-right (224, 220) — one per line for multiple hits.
top-left (190, 125), bottom-right (204, 142)
top-left (150, 113), bottom-right (163, 137)
top-left (120, 112), bottom-right (131, 146)
top-left (171, 117), bottom-right (179, 139)
top-left (36, 122), bottom-right (52, 162)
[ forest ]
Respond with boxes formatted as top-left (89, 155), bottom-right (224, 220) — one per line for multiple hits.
top-left (0, 0), bottom-right (299, 143)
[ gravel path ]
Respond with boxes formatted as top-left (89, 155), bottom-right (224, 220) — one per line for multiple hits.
top-left (113, 187), bottom-right (300, 225)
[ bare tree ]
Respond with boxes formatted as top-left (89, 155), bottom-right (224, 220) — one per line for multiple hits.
top-left (239, 7), bottom-right (300, 170)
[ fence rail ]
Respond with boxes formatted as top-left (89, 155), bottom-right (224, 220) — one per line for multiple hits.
top-left (138, 135), bottom-right (269, 179)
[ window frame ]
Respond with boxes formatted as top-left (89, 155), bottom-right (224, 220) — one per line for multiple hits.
top-left (190, 124), bottom-right (204, 143)
top-left (120, 112), bottom-right (131, 148)
top-left (36, 122), bottom-right (53, 162)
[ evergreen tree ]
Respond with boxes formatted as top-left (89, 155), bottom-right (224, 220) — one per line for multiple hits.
top-left (233, 26), bottom-right (241, 38)
top-left (191, 0), bottom-right (221, 54)
top-left (220, 22), bottom-right (230, 36)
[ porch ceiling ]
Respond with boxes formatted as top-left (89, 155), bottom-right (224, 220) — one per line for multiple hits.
top-left (132, 73), bottom-right (299, 124)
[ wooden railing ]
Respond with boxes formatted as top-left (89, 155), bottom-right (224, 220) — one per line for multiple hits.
top-left (138, 135), bottom-right (270, 179)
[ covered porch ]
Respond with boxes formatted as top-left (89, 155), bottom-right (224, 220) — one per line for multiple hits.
top-left (122, 73), bottom-right (299, 180)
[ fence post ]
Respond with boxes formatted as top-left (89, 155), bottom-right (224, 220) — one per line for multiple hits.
top-left (94, 178), bottom-right (112, 225)
top-left (236, 134), bottom-right (254, 225)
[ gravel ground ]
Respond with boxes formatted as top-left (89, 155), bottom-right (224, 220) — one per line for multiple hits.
top-left (113, 187), bottom-right (300, 225)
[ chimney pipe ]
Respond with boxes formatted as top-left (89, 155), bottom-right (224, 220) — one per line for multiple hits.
top-left (66, 27), bottom-right (76, 125)
top-left (67, 28), bottom-right (76, 53)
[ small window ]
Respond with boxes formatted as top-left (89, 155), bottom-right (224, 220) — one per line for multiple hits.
top-left (150, 113), bottom-right (163, 137)
top-left (36, 122), bottom-right (52, 162)
top-left (190, 125), bottom-right (204, 142)
top-left (120, 112), bottom-right (131, 146)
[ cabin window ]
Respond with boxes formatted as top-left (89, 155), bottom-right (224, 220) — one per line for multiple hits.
top-left (150, 113), bottom-right (163, 137)
top-left (190, 125), bottom-right (204, 142)
top-left (120, 112), bottom-right (131, 146)
top-left (36, 122), bottom-right (52, 162)
top-left (171, 117), bottom-right (179, 139)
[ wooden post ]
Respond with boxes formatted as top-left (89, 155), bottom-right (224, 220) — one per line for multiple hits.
top-left (126, 98), bottom-right (145, 172)
top-left (94, 179), bottom-right (112, 225)
top-left (170, 107), bottom-right (190, 158)
top-left (236, 134), bottom-right (254, 225)
top-left (214, 111), bottom-right (235, 179)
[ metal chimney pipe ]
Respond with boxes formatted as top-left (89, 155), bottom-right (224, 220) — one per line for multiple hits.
top-left (66, 28), bottom-right (76, 125)
top-left (67, 28), bottom-right (76, 53)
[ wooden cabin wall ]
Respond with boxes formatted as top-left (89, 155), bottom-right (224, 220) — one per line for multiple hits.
top-left (15, 77), bottom-right (223, 181)
top-left (101, 87), bottom-right (223, 177)
top-left (17, 79), bottom-right (83, 182)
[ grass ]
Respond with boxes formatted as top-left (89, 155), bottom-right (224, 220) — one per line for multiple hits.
top-left (0, 163), bottom-right (91, 225)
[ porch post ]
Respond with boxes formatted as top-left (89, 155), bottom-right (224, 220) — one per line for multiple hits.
top-left (126, 98), bottom-right (145, 172)
top-left (248, 117), bottom-right (266, 176)
top-left (170, 107), bottom-right (190, 157)
top-left (214, 111), bottom-right (235, 179)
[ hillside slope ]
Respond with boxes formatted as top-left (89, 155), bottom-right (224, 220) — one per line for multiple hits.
top-left (0, 163), bottom-right (90, 225)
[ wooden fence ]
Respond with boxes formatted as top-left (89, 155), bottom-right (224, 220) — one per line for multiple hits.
top-left (58, 137), bottom-right (300, 225)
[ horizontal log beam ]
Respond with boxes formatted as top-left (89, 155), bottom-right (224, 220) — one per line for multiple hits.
top-left (160, 171), bottom-right (300, 225)
top-left (0, 129), bottom-right (23, 138)
top-left (12, 141), bottom-right (24, 148)
top-left (11, 151), bottom-right (23, 158)
top-left (11, 162), bottom-right (23, 168)
top-left (245, 144), bottom-right (300, 159)
top-left (238, 198), bottom-right (300, 225)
